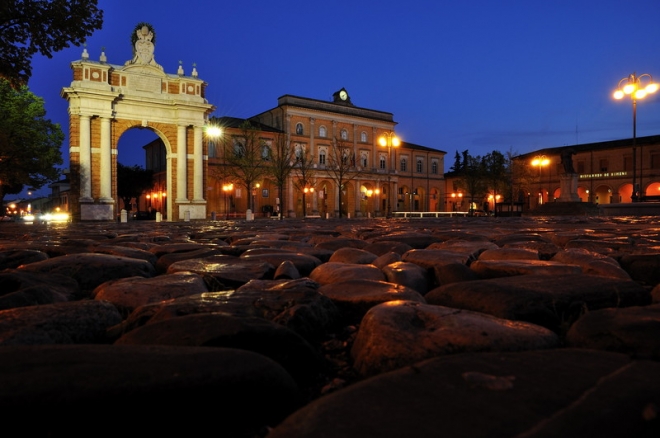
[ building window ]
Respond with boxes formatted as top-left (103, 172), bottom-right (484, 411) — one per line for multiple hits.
top-left (295, 123), bottom-right (303, 135)
top-left (361, 153), bottom-right (368, 167)
top-left (652, 153), bottom-right (660, 169)
top-left (380, 155), bottom-right (386, 169)
top-left (261, 142), bottom-right (271, 161)
top-left (341, 150), bottom-right (349, 165)
top-left (319, 150), bottom-right (326, 165)
top-left (233, 139), bottom-right (245, 158)
top-left (416, 159), bottom-right (423, 173)
top-left (624, 156), bottom-right (633, 171)
top-left (340, 129), bottom-right (348, 140)
top-left (319, 126), bottom-right (327, 137)
top-left (431, 160), bottom-right (438, 174)
top-left (360, 131), bottom-right (367, 142)
top-left (576, 160), bottom-right (585, 174)
top-left (400, 158), bottom-right (407, 172)
top-left (599, 158), bottom-right (608, 173)
top-left (294, 143), bottom-right (304, 161)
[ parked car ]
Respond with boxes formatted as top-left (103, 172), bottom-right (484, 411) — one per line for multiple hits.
top-left (469, 209), bottom-right (490, 217)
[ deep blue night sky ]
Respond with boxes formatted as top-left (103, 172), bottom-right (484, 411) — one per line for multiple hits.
top-left (23, 0), bottom-right (660, 196)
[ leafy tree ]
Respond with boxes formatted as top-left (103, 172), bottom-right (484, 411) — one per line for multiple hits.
top-left (326, 137), bottom-right (366, 218)
top-left (0, 0), bottom-right (104, 87)
top-left (482, 150), bottom-right (508, 206)
top-left (116, 163), bottom-right (153, 211)
top-left (264, 132), bottom-right (293, 219)
top-left (0, 78), bottom-right (63, 205)
top-left (450, 150), bottom-right (462, 172)
top-left (454, 152), bottom-right (488, 211)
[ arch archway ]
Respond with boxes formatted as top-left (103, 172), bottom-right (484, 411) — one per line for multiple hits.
top-left (61, 28), bottom-right (214, 221)
top-left (594, 185), bottom-right (613, 205)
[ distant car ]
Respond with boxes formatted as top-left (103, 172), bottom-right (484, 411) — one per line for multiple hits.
top-left (132, 211), bottom-right (151, 220)
top-left (469, 209), bottom-right (490, 217)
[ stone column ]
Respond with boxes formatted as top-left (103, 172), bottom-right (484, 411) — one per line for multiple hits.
top-left (355, 182), bottom-right (361, 217)
top-left (79, 115), bottom-right (93, 202)
top-left (176, 125), bottom-right (187, 202)
top-left (287, 178), bottom-right (295, 217)
top-left (99, 117), bottom-right (113, 202)
top-left (193, 125), bottom-right (204, 202)
top-left (393, 181), bottom-right (399, 212)
top-left (309, 118), bottom-right (315, 161)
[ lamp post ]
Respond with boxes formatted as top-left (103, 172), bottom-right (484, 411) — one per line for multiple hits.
top-left (531, 155), bottom-right (549, 206)
top-left (365, 189), bottom-right (373, 217)
top-left (613, 72), bottom-right (658, 202)
top-left (302, 186), bottom-right (314, 217)
top-left (378, 131), bottom-right (401, 218)
top-left (222, 183), bottom-right (233, 219)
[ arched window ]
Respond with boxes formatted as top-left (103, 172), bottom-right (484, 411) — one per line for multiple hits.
top-left (295, 123), bottom-right (303, 135)
top-left (319, 126), bottom-right (327, 137)
top-left (360, 131), bottom-right (367, 142)
top-left (380, 156), bottom-right (386, 169)
top-left (431, 160), bottom-right (438, 174)
top-left (361, 153), bottom-right (368, 167)
top-left (319, 149), bottom-right (326, 165)
top-left (340, 129), bottom-right (348, 140)
top-left (417, 159), bottom-right (423, 173)
top-left (400, 157), bottom-right (407, 172)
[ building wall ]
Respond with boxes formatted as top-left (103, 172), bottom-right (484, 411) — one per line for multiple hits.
top-left (514, 135), bottom-right (660, 207)
top-left (250, 93), bottom-right (446, 217)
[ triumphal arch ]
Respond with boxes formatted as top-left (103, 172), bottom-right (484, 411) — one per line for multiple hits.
top-left (61, 24), bottom-right (214, 221)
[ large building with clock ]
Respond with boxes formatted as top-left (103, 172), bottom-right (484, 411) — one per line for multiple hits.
top-left (205, 88), bottom-right (446, 218)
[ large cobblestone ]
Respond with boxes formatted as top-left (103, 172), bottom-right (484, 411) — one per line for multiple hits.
top-left (1, 216), bottom-right (659, 437)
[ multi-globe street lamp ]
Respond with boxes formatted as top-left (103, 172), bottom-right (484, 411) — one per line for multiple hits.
top-left (302, 185), bottom-right (314, 217)
top-left (531, 155), bottom-right (549, 205)
top-left (378, 131), bottom-right (400, 218)
top-left (613, 73), bottom-right (658, 202)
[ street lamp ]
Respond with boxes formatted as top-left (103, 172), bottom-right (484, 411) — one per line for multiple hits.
top-left (222, 183), bottom-right (233, 219)
top-left (450, 192), bottom-right (463, 211)
top-left (378, 131), bottom-right (401, 218)
top-left (613, 72), bottom-right (658, 202)
top-left (365, 189), bottom-right (374, 217)
top-left (302, 185), bottom-right (314, 217)
top-left (531, 155), bottom-right (549, 205)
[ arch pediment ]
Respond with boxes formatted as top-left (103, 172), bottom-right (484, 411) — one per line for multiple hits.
top-left (119, 63), bottom-right (167, 77)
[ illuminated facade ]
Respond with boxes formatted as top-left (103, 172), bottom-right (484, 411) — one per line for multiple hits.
top-left (207, 89), bottom-right (446, 218)
top-left (514, 135), bottom-right (660, 207)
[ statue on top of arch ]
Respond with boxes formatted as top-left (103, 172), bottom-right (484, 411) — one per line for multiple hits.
top-left (125, 23), bottom-right (162, 70)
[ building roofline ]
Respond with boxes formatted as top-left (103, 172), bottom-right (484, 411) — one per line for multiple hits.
top-left (515, 134), bottom-right (660, 159)
top-left (251, 93), bottom-right (396, 124)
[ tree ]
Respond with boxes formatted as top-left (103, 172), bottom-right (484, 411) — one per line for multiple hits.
top-left (0, 78), bottom-right (63, 205)
top-left (0, 0), bottom-right (104, 87)
top-left (482, 150), bottom-right (508, 211)
top-left (450, 150), bottom-right (462, 172)
top-left (264, 132), bottom-right (293, 219)
top-left (291, 144), bottom-right (316, 217)
top-left (116, 163), bottom-right (153, 212)
top-left (454, 152), bottom-right (488, 212)
top-left (326, 137), bottom-right (366, 218)
top-left (220, 120), bottom-right (269, 212)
